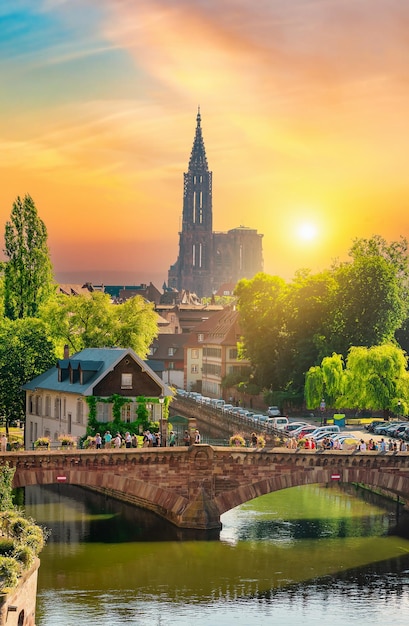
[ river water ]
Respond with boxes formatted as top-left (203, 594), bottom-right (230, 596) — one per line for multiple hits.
top-left (21, 483), bottom-right (409, 626)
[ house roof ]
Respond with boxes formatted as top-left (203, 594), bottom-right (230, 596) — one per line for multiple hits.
top-left (150, 334), bottom-right (189, 361)
top-left (23, 347), bottom-right (173, 397)
top-left (185, 307), bottom-right (242, 348)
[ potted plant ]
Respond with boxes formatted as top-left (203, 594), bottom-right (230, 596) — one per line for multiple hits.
top-left (34, 436), bottom-right (50, 449)
top-left (58, 434), bottom-right (76, 448)
top-left (229, 434), bottom-right (246, 447)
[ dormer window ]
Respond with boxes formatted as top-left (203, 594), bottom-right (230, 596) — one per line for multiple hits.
top-left (198, 333), bottom-right (204, 342)
top-left (168, 347), bottom-right (175, 356)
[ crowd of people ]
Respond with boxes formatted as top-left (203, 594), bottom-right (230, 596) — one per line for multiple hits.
top-left (89, 428), bottom-right (202, 449)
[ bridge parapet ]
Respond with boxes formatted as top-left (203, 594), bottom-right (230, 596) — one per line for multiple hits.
top-left (2, 446), bottom-right (409, 530)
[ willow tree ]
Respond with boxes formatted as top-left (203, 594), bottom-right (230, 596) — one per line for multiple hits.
top-left (340, 344), bottom-right (409, 416)
top-left (304, 366), bottom-right (324, 411)
top-left (3, 194), bottom-right (54, 319)
top-left (321, 353), bottom-right (344, 406)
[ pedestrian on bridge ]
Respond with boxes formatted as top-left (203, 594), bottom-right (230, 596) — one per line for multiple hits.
top-left (104, 431), bottom-right (112, 449)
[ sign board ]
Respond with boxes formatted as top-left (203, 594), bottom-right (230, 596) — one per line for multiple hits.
top-left (57, 476), bottom-right (67, 482)
top-left (331, 474), bottom-right (341, 481)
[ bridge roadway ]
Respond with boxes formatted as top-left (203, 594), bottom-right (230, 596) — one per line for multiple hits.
top-left (2, 445), bottom-right (409, 531)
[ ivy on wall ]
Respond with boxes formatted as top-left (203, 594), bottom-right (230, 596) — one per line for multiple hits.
top-left (85, 394), bottom-right (171, 437)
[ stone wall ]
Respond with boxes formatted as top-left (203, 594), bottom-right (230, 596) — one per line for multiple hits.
top-left (0, 558), bottom-right (39, 626)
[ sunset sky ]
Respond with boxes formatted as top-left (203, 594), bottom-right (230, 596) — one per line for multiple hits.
top-left (1, 0), bottom-right (409, 288)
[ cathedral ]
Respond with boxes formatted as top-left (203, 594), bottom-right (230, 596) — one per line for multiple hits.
top-left (167, 110), bottom-right (263, 298)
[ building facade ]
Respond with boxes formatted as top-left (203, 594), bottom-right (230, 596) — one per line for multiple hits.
top-left (184, 306), bottom-right (251, 397)
top-left (168, 109), bottom-right (263, 298)
top-left (22, 347), bottom-right (172, 448)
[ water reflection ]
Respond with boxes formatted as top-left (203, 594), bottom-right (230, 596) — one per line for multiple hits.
top-left (19, 483), bottom-right (409, 626)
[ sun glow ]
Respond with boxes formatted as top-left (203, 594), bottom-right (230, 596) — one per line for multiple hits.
top-left (297, 222), bottom-right (318, 242)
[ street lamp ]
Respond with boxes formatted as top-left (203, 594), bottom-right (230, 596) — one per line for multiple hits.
top-left (158, 396), bottom-right (165, 447)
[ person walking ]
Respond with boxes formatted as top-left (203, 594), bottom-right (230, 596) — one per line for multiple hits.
top-left (0, 433), bottom-right (7, 453)
top-left (194, 429), bottom-right (201, 444)
top-left (95, 433), bottom-right (102, 449)
top-left (104, 431), bottom-right (112, 449)
top-left (125, 432), bottom-right (132, 448)
top-left (169, 431), bottom-right (176, 447)
top-left (113, 433), bottom-right (122, 448)
top-left (183, 430), bottom-right (191, 446)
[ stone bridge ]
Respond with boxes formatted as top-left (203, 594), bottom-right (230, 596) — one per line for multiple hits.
top-left (2, 446), bottom-right (409, 531)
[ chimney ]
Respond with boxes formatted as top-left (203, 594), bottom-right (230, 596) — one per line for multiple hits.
top-left (63, 344), bottom-right (70, 359)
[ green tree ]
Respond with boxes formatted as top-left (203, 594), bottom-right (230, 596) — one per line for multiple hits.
top-left (304, 365), bottom-right (324, 411)
top-left (3, 195), bottom-right (54, 320)
top-left (235, 273), bottom-right (288, 390)
top-left (284, 269), bottom-right (337, 391)
top-left (40, 292), bottom-right (158, 357)
top-left (339, 344), bottom-right (409, 416)
top-left (308, 344), bottom-right (409, 417)
top-left (0, 318), bottom-right (56, 431)
top-left (326, 254), bottom-right (407, 355)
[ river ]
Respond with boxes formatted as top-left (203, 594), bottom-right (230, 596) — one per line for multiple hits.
top-left (20, 483), bottom-right (409, 626)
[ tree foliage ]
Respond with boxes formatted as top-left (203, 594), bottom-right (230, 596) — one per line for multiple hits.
top-left (326, 254), bottom-right (407, 355)
top-left (235, 273), bottom-right (288, 390)
top-left (3, 195), bottom-right (54, 320)
top-left (307, 344), bottom-right (409, 415)
top-left (0, 318), bottom-right (57, 429)
top-left (40, 291), bottom-right (158, 357)
top-left (235, 237), bottom-right (409, 406)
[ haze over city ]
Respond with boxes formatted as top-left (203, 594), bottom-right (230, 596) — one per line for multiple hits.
top-left (1, 0), bottom-right (409, 288)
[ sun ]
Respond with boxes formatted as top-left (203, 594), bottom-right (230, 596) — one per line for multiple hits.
top-left (296, 222), bottom-right (318, 242)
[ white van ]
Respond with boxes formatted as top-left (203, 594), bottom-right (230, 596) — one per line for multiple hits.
top-left (267, 416), bottom-right (289, 430)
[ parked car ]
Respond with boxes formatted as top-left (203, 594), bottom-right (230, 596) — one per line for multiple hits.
top-left (267, 406), bottom-right (281, 417)
top-left (291, 425), bottom-right (316, 439)
top-left (285, 421), bottom-right (309, 433)
top-left (385, 423), bottom-right (409, 438)
top-left (267, 416), bottom-right (289, 430)
top-left (365, 420), bottom-right (387, 432)
top-left (222, 404), bottom-right (234, 413)
top-left (306, 425), bottom-right (341, 439)
top-left (374, 422), bottom-right (405, 436)
top-left (252, 414), bottom-right (269, 424)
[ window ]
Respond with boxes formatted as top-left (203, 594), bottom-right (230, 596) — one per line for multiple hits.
top-left (121, 373), bottom-right (133, 389)
top-left (76, 399), bottom-right (83, 424)
top-left (54, 398), bottom-right (60, 418)
top-left (168, 347), bottom-right (175, 356)
top-left (96, 402), bottom-right (111, 422)
top-left (35, 396), bottom-right (42, 416)
top-left (121, 403), bottom-right (132, 423)
top-left (229, 348), bottom-right (238, 359)
top-left (45, 396), bottom-right (51, 417)
top-left (191, 349), bottom-right (199, 359)
top-left (198, 333), bottom-right (204, 342)
top-left (191, 365), bottom-right (199, 374)
top-left (29, 395), bottom-right (34, 414)
top-left (168, 362), bottom-right (175, 370)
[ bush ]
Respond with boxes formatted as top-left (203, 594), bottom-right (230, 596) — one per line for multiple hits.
top-left (0, 556), bottom-right (20, 591)
top-left (13, 545), bottom-right (34, 568)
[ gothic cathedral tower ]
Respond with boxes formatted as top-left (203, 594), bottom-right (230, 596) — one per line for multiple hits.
top-left (168, 110), bottom-right (263, 298)
top-left (168, 108), bottom-right (214, 297)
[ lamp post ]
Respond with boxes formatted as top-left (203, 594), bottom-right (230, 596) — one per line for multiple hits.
top-left (397, 399), bottom-right (401, 419)
top-left (159, 396), bottom-right (165, 447)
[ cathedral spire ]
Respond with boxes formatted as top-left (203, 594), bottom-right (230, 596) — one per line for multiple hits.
top-left (188, 106), bottom-right (208, 171)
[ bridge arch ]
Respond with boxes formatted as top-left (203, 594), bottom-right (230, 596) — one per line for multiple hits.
top-left (4, 447), bottom-right (409, 530)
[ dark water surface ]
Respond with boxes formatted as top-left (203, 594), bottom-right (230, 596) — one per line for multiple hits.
top-left (21, 484), bottom-right (409, 626)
